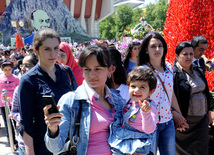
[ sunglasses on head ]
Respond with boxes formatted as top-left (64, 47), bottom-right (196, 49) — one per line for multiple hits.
top-left (131, 42), bottom-right (140, 46)
top-left (145, 32), bottom-right (162, 37)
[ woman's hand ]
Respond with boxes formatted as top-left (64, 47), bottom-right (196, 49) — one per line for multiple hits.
top-left (208, 110), bottom-right (214, 127)
top-left (172, 110), bottom-right (189, 131)
top-left (139, 100), bottom-right (151, 112)
top-left (43, 105), bottom-right (63, 136)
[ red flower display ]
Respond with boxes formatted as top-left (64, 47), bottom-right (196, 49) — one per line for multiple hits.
top-left (163, 0), bottom-right (214, 91)
top-left (16, 34), bottom-right (24, 51)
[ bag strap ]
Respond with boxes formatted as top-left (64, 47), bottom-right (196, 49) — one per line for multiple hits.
top-left (146, 63), bottom-right (170, 102)
top-left (62, 64), bottom-right (75, 90)
top-left (62, 64), bottom-right (72, 84)
top-left (70, 100), bottom-right (82, 149)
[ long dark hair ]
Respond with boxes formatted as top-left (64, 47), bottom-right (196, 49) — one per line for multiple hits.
top-left (137, 32), bottom-right (167, 70)
top-left (78, 45), bottom-right (111, 68)
top-left (106, 47), bottom-right (127, 88)
top-left (123, 41), bottom-right (140, 70)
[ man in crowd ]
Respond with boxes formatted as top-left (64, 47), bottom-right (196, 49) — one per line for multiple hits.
top-left (191, 35), bottom-right (213, 74)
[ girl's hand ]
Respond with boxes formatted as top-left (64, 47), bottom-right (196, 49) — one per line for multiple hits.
top-left (7, 97), bottom-right (12, 102)
top-left (139, 100), bottom-right (151, 112)
top-left (43, 105), bottom-right (63, 136)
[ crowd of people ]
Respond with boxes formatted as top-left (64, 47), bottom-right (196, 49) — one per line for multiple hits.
top-left (0, 28), bottom-right (213, 155)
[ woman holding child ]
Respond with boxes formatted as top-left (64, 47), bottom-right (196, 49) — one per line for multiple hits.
top-left (44, 45), bottom-right (157, 155)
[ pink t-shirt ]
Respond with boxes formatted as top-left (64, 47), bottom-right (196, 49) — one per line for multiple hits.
top-left (0, 74), bottom-right (19, 107)
top-left (84, 82), bottom-right (115, 155)
top-left (128, 101), bottom-right (157, 134)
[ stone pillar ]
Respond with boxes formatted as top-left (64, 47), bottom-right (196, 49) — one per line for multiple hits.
top-left (87, 0), bottom-right (97, 36)
top-left (6, 0), bottom-right (10, 7)
top-left (78, 0), bottom-right (87, 31)
top-left (70, 0), bottom-right (75, 16)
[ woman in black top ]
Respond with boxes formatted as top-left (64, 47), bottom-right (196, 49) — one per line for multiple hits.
top-left (18, 28), bottom-right (78, 155)
top-left (173, 41), bottom-right (212, 155)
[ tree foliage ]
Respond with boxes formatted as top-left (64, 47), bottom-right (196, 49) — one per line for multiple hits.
top-left (99, 0), bottom-right (168, 40)
top-left (99, 13), bottom-right (116, 40)
top-left (145, 0), bottom-right (168, 30)
top-left (114, 4), bottom-right (133, 38)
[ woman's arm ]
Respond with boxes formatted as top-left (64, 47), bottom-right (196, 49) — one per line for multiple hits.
top-left (23, 131), bottom-right (35, 155)
top-left (208, 110), bottom-right (213, 126)
top-left (171, 91), bottom-right (189, 131)
top-left (44, 92), bottom-right (74, 153)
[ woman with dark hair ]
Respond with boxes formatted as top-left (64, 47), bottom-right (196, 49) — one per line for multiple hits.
top-left (18, 28), bottom-right (78, 155)
top-left (173, 41), bottom-right (212, 155)
top-left (123, 41), bottom-right (140, 75)
top-left (44, 45), bottom-right (126, 155)
top-left (106, 47), bottom-right (130, 101)
top-left (137, 32), bottom-right (188, 155)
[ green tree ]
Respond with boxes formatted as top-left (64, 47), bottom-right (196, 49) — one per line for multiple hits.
top-left (114, 4), bottom-right (133, 38)
top-left (99, 13), bottom-right (116, 40)
top-left (126, 8), bottom-right (144, 30)
top-left (145, 0), bottom-right (168, 30)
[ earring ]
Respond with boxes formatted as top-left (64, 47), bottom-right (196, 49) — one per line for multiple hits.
top-left (146, 51), bottom-right (148, 54)
top-left (108, 74), bottom-right (111, 78)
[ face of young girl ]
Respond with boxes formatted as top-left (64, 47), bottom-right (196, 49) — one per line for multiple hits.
top-left (131, 45), bottom-right (140, 58)
top-left (3, 66), bottom-right (13, 76)
top-left (128, 80), bottom-right (153, 102)
top-left (82, 55), bottom-right (111, 93)
top-left (35, 38), bottom-right (60, 68)
top-left (147, 38), bottom-right (164, 61)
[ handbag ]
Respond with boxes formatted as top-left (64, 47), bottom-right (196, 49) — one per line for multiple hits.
top-left (58, 100), bottom-right (82, 155)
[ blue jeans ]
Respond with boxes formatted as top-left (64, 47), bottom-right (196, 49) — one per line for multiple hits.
top-left (18, 147), bottom-right (26, 155)
top-left (152, 119), bottom-right (176, 155)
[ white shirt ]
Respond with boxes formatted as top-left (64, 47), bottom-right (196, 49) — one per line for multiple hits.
top-left (142, 63), bottom-right (173, 124)
top-left (116, 84), bottom-right (130, 102)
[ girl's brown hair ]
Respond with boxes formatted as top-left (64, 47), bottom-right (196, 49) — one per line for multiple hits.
top-left (33, 28), bottom-right (60, 51)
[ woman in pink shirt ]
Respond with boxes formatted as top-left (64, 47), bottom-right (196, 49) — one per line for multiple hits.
top-left (44, 45), bottom-right (127, 155)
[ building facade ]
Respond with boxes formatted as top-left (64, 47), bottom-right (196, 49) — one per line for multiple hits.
top-left (0, 0), bottom-right (114, 37)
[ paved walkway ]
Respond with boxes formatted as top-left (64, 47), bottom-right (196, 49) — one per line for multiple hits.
top-left (0, 113), bottom-right (19, 155)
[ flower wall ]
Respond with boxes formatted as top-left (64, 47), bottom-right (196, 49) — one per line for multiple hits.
top-left (163, 0), bottom-right (214, 91)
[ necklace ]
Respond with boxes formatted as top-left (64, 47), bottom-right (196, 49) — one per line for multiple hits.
top-left (98, 94), bottom-right (105, 97)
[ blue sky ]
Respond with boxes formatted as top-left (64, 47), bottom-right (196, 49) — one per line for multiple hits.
top-left (145, 0), bottom-right (157, 5)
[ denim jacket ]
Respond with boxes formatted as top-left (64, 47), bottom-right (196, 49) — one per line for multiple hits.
top-left (45, 82), bottom-right (125, 155)
top-left (108, 100), bottom-right (157, 154)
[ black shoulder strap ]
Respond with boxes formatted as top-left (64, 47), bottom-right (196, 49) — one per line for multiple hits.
top-left (73, 100), bottom-right (82, 137)
top-left (71, 100), bottom-right (82, 148)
